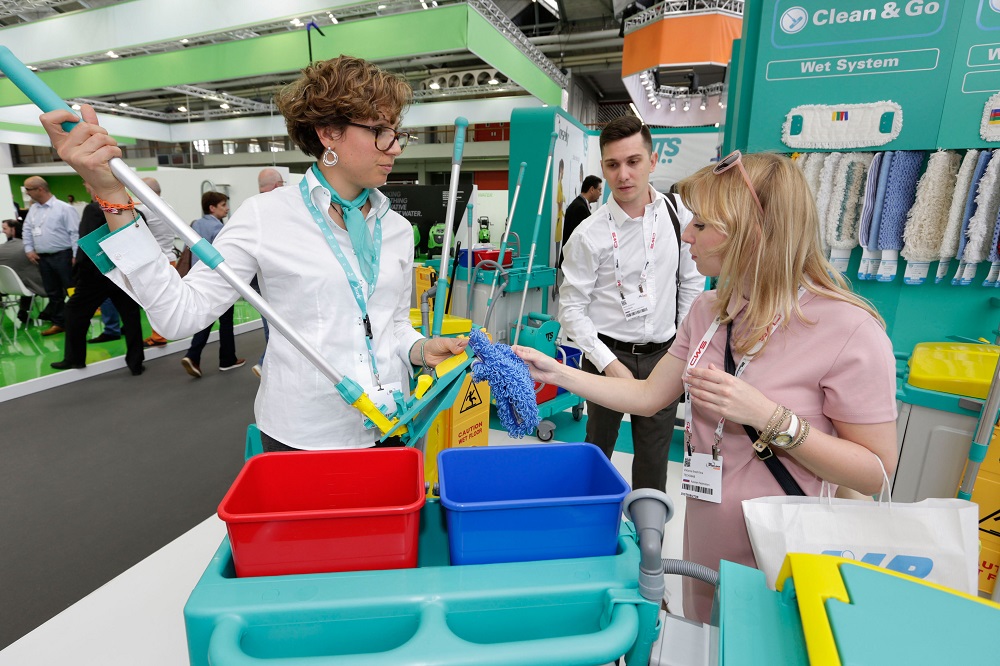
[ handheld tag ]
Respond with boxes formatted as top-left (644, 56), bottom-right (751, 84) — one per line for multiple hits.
top-left (620, 290), bottom-right (651, 321)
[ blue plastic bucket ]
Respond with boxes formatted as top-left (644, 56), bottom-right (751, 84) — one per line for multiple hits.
top-left (437, 443), bottom-right (630, 565)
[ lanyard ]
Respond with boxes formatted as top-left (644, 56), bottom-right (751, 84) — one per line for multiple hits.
top-left (606, 205), bottom-right (658, 299)
top-left (683, 287), bottom-right (806, 459)
top-left (299, 177), bottom-right (385, 387)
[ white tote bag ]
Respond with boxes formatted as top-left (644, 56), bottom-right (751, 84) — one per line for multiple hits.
top-left (742, 482), bottom-right (980, 594)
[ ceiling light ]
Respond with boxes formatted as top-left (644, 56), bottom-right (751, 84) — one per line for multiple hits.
top-left (654, 102), bottom-right (661, 109)
top-left (27, 65), bottom-right (37, 71)
top-left (488, 78), bottom-right (499, 85)
top-left (290, 18), bottom-right (302, 25)
top-left (106, 51), bottom-right (119, 58)
top-left (719, 100), bottom-right (725, 108)
top-left (639, 72), bottom-right (648, 81)
top-left (714, 123), bottom-right (720, 128)
top-left (628, 102), bottom-right (644, 124)
top-left (220, 103), bottom-right (230, 109)
top-left (429, 81), bottom-right (440, 90)
top-left (208, 95), bottom-right (220, 101)
top-left (431, 1), bottom-right (438, 6)
top-left (378, 4), bottom-right (387, 8)
top-left (669, 100), bottom-right (676, 111)
top-left (328, 13), bottom-right (338, 23)
top-left (71, 103), bottom-right (81, 110)
top-left (420, 0), bottom-right (428, 7)
top-left (682, 100), bottom-right (690, 111)
top-left (119, 102), bottom-right (128, 107)
top-left (179, 38), bottom-right (189, 44)
top-left (177, 106), bottom-right (187, 113)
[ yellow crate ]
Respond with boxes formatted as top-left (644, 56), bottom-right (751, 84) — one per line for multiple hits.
top-left (908, 342), bottom-right (1000, 399)
top-left (423, 372), bottom-right (491, 489)
top-left (414, 265), bottom-right (436, 304)
top-left (408, 309), bottom-right (472, 337)
top-left (980, 532), bottom-right (1000, 597)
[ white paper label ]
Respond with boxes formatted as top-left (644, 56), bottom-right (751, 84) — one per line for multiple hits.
top-left (961, 261), bottom-right (978, 286)
top-left (935, 260), bottom-right (951, 284)
top-left (903, 261), bottom-right (930, 285)
top-left (984, 262), bottom-right (1000, 287)
top-left (830, 248), bottom-right (852, 274)
top-left (952, 261), bottom-right (967, 285)
top-left (680, 452), bottom-right (723, 504)
top-left (876, 250), bottom-right (898, 282)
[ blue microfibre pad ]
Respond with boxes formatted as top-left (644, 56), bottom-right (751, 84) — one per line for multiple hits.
top-left (467, 329), bottom-right (540, 438)
top-left (877, 150), bottom-right (924, 252)
top-left (958, 150), bottom-right (992, 259)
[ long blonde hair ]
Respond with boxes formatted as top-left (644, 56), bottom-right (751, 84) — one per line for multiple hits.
top-left (675, 152), bottom-right (883, 355)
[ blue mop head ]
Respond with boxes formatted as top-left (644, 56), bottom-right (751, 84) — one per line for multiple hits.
top-left (467, 328), bottom-right (540, 438)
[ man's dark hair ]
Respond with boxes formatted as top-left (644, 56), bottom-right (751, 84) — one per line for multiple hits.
top-left (201, 191), bottom-right (228, 215)
top-left (599, 116), bottom-right (652, 154)
top-left (3, 218), bottom-right (23, 238)
top-left (582, 175), bottom-right (602, 193)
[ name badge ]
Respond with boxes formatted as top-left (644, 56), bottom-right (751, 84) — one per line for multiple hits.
top-left (680, 452), bottom-right (723, 504)
top-left (619, 290), bottom-right (650, 321)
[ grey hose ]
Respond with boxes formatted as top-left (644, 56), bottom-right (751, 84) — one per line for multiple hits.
top-left (469, 259), bottom-right (509, 331)
top-left (662, 558), bottom-right (719, 588)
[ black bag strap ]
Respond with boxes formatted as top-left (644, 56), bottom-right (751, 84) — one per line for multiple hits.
top-left (724, 324), bottom-right (806, 496)
top-left (663, 193), bottom-right (682, 328)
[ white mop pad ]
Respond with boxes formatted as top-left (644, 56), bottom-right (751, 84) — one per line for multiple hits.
top-left (815, 152), bottom-right (844, 257)
top-left (802, 152), bottom-right (826, 209)
top-left (782, 101), bottom-right (902, 150)
top-left (981, 92), bottom-right (1000, 143)
top-left (960, 149), bottom-right (1000, 284)
top-left (826, 153), bottom-right (874, 273)
top-left (901, 150), bottom-right (961, 284)
top-left (938, 150), bottom-right (981, 283)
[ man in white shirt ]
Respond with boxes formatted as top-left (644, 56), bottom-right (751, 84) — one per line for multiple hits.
top-left (21, 176), bottom-right (80, 335)
top-left (558, 116), bottom-right (704, 492)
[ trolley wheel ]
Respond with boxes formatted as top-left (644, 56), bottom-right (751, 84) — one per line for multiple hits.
top-left (536, 420), bottom-right (555, 442)
top-left (572, 403), bottom-right (584, 422)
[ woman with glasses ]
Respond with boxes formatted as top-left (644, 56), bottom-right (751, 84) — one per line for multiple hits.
top-left (516, 151), bottom-right (897, 622)
top-left (38, 55), bottom-right (465, 451)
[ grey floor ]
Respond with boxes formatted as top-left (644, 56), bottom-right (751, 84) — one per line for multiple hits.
top-left (0, 330), bottom-right (265, 649)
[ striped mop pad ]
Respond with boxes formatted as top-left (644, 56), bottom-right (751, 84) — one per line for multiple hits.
top-left (858, 152), bottom-right (885, 280)
top-left (938, 150), bottom-right (981, 282)
top-left (876, 151), bottom-right (925, 281)
top-left (901, 150), bottom-right (961, 284)
top-left (987, 202), bottom-right (1000, 286)
top-left (953, 150), bottom-right (993, 285)
top-left (861, 151), bottom-right (895, 279)
top-left (815, 152), bottom-right (844, 256)
top-left (827, 153), bottom-right (874, 273)
top-left (961, 149), bottom-right (1000, 285)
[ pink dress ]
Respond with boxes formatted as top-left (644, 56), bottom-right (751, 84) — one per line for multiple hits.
top-left (667, 290), bottom-right (898, 623)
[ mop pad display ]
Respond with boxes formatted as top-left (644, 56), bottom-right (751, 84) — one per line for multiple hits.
top-left (782, 101), bottom-right (902, 150)
top-left (857, 152), bottom-right (884, 280)
top-left (901, 151), bottom-right (960, 285)
top-left (981, 92), bottom-right (1000, 143)
top-left (802, 152), bottom-right (826, 206)
top-left (467, 328), bottom-right (539, 438)
top-left (861, 151), bottom-right (895, 279)
top-left (953, 150), bottom-right (993, 285)
top-left (938, 150), bottom-right (981, 283)
top-left (815, 152), bottom-right (844, 257)
top-left (827, 153), bottom-right (874, 273)
top-left (962, 150), bottom-right (1000, 285)
top-left (987, 204), bottom-right (1000, 287)
top-left (876, 151), bottom-right (925, 282)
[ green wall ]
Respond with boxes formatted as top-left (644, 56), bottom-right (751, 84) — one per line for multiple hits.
top-left (10, 174), bottom-right (88, 208)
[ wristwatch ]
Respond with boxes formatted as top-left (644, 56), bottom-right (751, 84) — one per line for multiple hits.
top-left (770, 413), bottom-right (799, 449)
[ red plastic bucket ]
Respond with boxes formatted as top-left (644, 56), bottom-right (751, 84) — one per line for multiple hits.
top-left (218, 448), bottom-right (425, 577)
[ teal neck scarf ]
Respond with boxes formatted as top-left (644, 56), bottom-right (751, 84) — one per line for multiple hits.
top-left (310, 164), bottom-right (377, 285)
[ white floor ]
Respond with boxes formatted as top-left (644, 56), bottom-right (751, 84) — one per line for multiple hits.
top-left (1, 421), bottom-right (687, 666)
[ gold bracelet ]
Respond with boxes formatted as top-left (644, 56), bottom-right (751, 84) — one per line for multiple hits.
top-left (761, 405), bottom-right (790, 443)
top-left (785, 417), bottom-right (810, 450)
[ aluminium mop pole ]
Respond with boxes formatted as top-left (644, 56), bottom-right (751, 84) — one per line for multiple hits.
top-left (512, 132), bottom-right (558, 348)
top-left (431, 117), bottom-right (469, 338)
top-left (465, 203), bottom-right (474, 318)
top-left (0, 46), bottom-right (399, 435)
top-left (482, 162), bottom-right (526, 327)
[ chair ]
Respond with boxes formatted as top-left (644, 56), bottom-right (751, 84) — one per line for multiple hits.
top-left (0, 265), bottom-right (43, 344)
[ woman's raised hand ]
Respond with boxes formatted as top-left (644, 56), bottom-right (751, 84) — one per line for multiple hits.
top-left (39, 105), bottom-right (126, 198)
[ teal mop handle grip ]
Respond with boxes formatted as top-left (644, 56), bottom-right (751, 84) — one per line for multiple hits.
top-left (452, 116), bottom-right (469, 165)
top-left (0, 46), bottom-right (79, 132)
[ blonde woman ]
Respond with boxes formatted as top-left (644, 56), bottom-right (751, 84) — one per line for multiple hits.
top-left (516, 151), bottom-right (897, 623)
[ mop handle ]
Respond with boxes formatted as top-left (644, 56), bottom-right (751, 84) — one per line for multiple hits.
top-left (0, 47), bottom-right (414, 432)
top-left (465, 203), bottom-right (474, 316)
top-left (512, 132), bottom-right (557, 348)
top-left (431, 117), bottom-right (469, 338)
top-left (484, 162), bottom-right (526, 319)
top-left (957, 351), bottom-right (1000, 499)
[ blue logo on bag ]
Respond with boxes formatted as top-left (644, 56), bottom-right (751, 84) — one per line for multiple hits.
top-left (821, 550), bottom-right (934, 578)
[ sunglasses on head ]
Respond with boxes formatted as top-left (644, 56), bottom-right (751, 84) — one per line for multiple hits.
top-left (713, 150), bottom-right (764, 215)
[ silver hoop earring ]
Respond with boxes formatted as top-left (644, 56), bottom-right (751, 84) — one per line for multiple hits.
top-left (322, 146), bottom-right (339, 167)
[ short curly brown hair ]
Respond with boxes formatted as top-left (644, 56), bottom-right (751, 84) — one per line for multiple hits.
top-left (276, 56), bottom-right (413, 159)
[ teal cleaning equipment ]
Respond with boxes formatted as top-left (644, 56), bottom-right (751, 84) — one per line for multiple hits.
top-left (511, 311), bottom-right (560, 358)
top-left (483, 161), bottom-right (526, 328)
top-left (513, 133), bottom-right (558, 347)
top-left (431, 118), bottom-right (468, 338)
top-left (478, 215), bottom-right (491, 243)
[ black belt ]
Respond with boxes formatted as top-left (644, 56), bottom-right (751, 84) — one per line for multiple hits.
top-left (598, 333), bottom-right (673, 355)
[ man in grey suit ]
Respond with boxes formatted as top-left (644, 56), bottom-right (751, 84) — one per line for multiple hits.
top-left (0, 218), bottom-right (45, 323)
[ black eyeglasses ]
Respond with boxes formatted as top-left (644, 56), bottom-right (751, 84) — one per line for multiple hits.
top-left (345, 121), bottom-right (409, 152)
